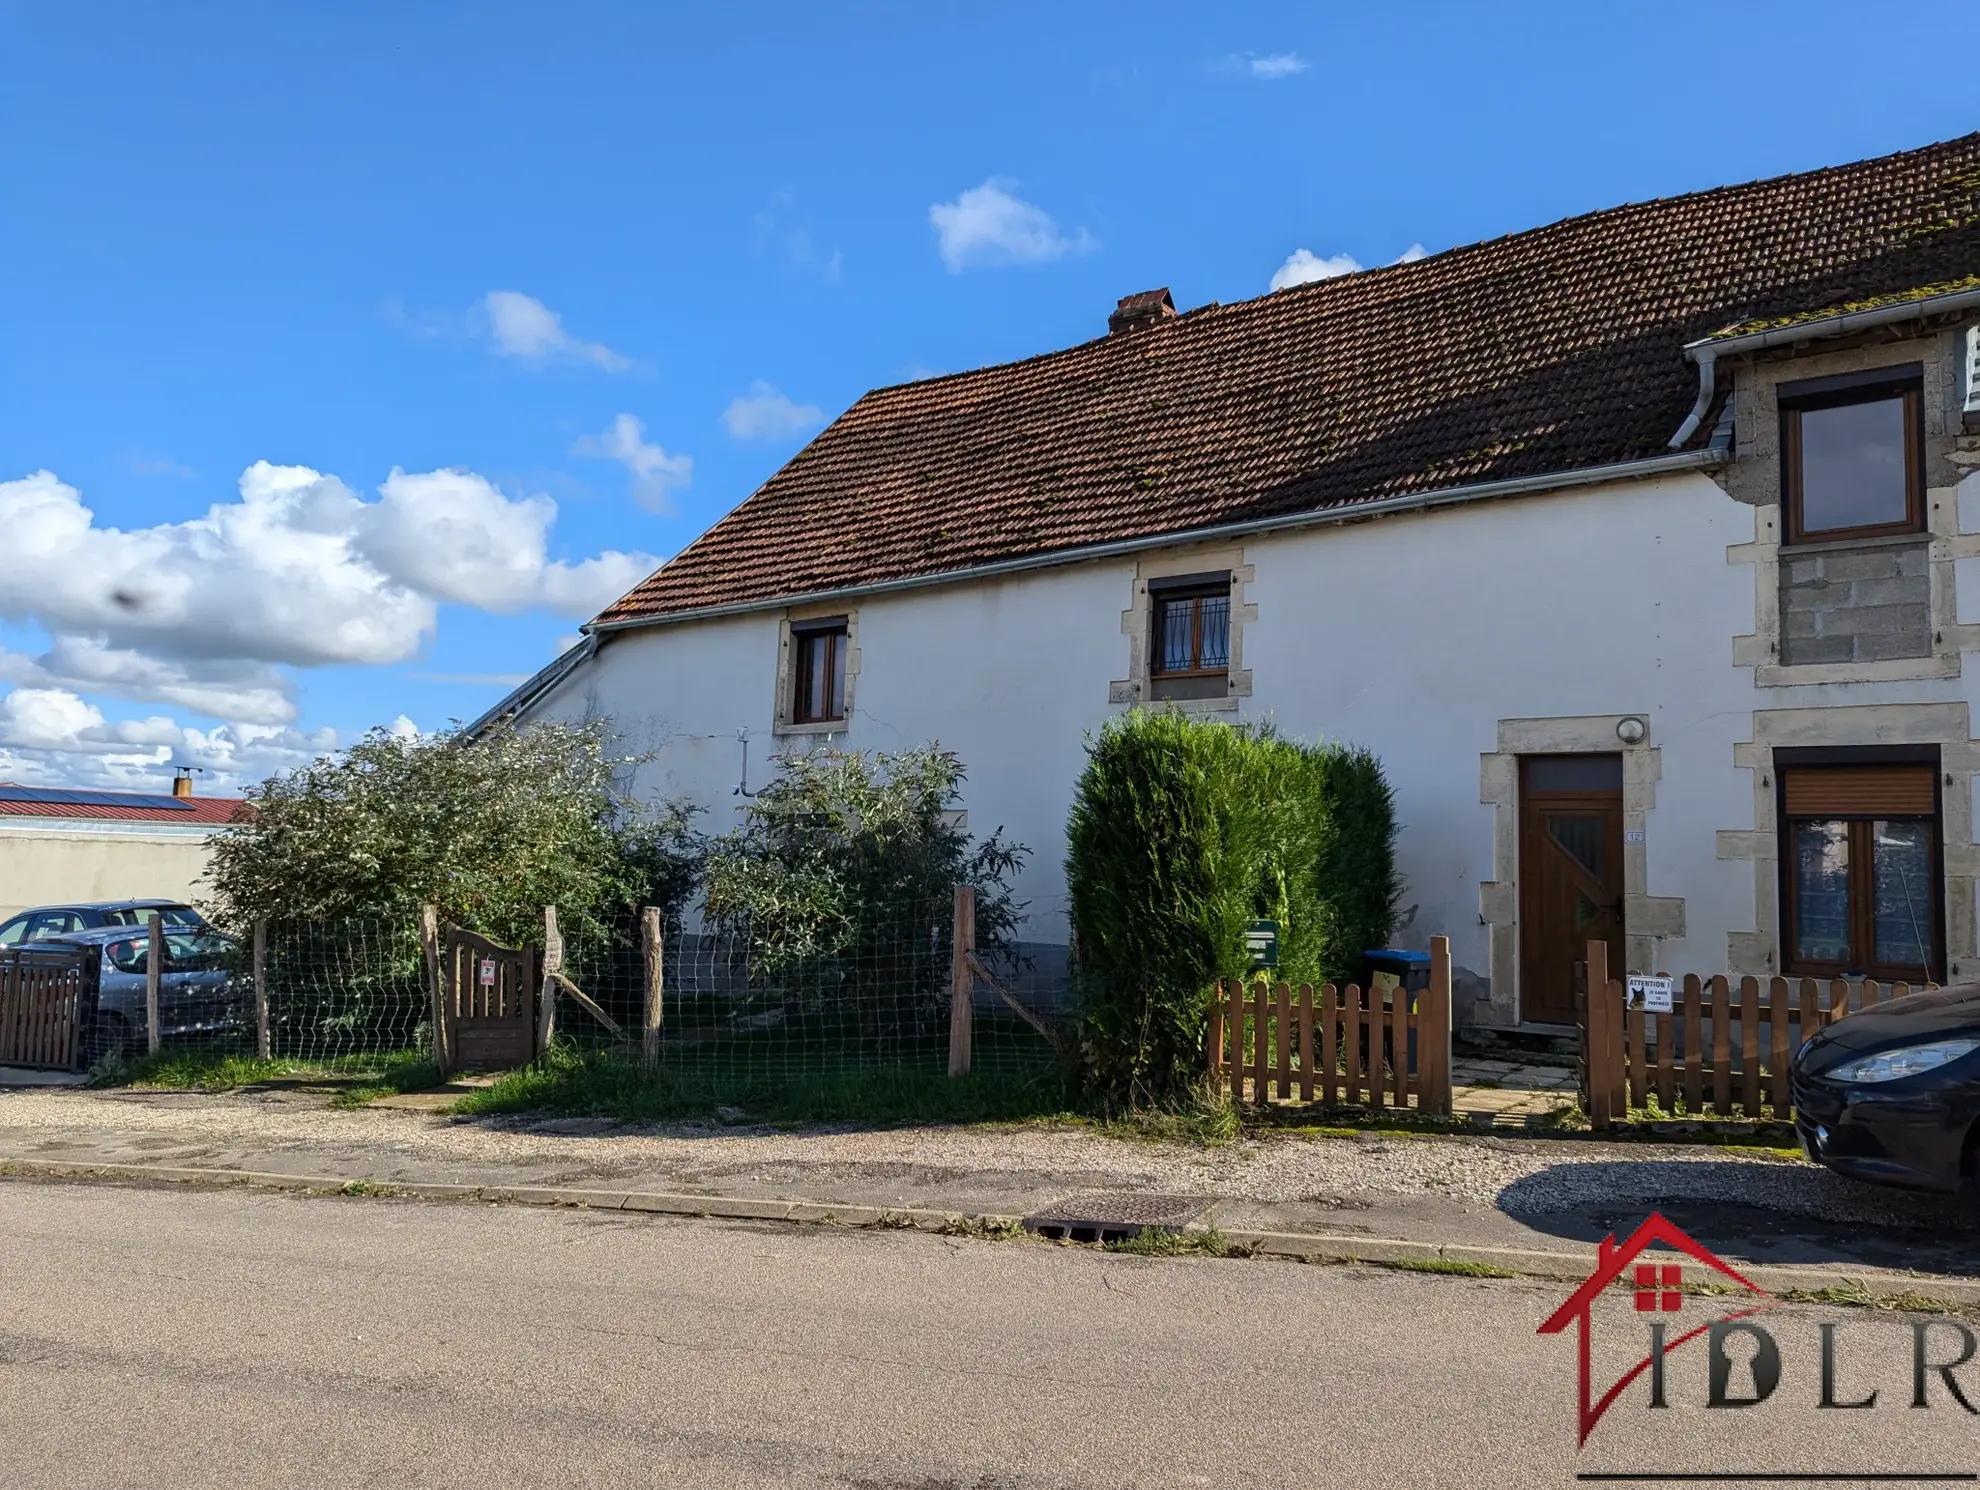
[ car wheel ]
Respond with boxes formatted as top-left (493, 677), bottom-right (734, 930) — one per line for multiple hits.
top-left (84, 1014), bottom-right (132, 1068)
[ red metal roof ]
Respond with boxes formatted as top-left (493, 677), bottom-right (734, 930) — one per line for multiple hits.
top-left (0, 795), bottom-right (248, 825)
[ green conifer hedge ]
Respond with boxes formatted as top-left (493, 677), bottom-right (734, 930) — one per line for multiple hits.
top-left (1065, 712), bottom-right (1398, 1107)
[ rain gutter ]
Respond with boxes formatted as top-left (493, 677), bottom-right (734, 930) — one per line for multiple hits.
top-left (1669, 284), bottom-right (1980, 449)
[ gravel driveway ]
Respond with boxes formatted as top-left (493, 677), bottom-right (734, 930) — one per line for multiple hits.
top-left (0, 1086), bottom-right (1970, 1273)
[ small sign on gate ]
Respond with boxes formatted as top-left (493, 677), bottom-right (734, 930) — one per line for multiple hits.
top-left (478, 958), bottom-right (497, 987)
top-left (1625, 974), bottom-right (1673, 1014)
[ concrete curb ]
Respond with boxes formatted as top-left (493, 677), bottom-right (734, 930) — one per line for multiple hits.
top-left (4, 1155), bottom-right (1975, 1309)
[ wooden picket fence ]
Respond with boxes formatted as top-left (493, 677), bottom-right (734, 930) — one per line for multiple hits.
top-left (1207, 935), bottom-right (1452, 1115)
top-left (1579, 939), bottom-right (1934, 1128)
top-left (0, 944), bottom-right (92, 1071)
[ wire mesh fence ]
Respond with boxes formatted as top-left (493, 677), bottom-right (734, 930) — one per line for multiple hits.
top-left (84, 917), bottom-right (430, 1074)
top-left (556, 894), bottom-right (1065, 1083)
top-left (60, 892), bottom-right (1071, 1097)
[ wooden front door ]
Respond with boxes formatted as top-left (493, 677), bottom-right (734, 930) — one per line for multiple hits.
top-left (1519, 755), bottom-right (1626, 1026)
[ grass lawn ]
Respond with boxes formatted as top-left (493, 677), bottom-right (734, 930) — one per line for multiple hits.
top-left (452, 1044), bottom-right (1080, 1127)
top-left (92, 1047), bottom-right (440, 1107)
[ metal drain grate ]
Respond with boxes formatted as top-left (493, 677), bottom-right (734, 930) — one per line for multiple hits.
top-left (1021, 1192), bottom-right (1212, 1246)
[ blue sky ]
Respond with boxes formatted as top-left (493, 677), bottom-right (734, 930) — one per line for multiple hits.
top-left (2, 0), bottom-right (1976, 789)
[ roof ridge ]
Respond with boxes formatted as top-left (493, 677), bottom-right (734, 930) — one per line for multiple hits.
top-left (595, 131), bottom-right (1980, 630)
top-left (863, 131), bottom-right (1980, 399)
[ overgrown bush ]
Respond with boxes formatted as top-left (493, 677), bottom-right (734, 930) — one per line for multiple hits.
top-left (1065, 712), bottom-right (1398, 1108)
top-left (1314, 742), bottom-right (1402, 973)
top-left (700, 744), bottom-right (1026, 1042)
top-left (204, 719), bottom-right (701, 947)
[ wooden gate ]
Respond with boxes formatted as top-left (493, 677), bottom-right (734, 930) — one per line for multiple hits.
top-left (0, 945), bottom-right (91, 1071)
top-left (441, 928), bottom-right (537, 1071)
top-left (1206, 935), bottom-right (1454, 1115)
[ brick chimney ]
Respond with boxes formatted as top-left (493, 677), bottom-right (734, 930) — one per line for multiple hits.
top-left (1108, 287), bottom-right (1176, 335)
top-left (172, 768), bottom-right (193, 800)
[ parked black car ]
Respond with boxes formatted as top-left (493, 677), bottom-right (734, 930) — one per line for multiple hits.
top-left (1791, 983), bottom-right (1980, 1193)
top-left (0, 900), bottom-right (207, 948)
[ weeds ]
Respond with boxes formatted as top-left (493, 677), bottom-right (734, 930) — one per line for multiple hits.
top-left (1105, 1227), bottom-right (1252, 1259)
top-left (938, 1215), bottom-right (1027, 1241)
top-left (327, 1179), bottom-right (399, 1198)
top-left (1370, 1256), bottom-right (1518, 1279)
top-left (1778, 1281), bottom-right (1967, 1316)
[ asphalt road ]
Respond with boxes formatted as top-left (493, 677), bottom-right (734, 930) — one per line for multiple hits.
top-left (3, 1180), bottom-right (1979, 1489)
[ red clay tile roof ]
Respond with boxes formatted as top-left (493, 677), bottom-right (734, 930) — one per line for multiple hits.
top-left (0, 795), bottom-right (248, 825)
top-left (598, 134), bottom-right (1980, 627)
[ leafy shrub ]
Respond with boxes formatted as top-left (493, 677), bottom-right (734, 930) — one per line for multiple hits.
top-left (204, 719), bottom-right (700, 948)
top-left (700, 744), bottom-right (1026, 1042)
top-left (1065, 712), bottom-right (1397, 1108)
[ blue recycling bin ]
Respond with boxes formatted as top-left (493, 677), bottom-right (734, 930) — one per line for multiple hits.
top-left (1361, 948), bottom-right (1431, 1075)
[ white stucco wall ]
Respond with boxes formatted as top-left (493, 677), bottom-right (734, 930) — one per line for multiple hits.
top-left (531, 461), bottom-right (1980, 1024)
top-left (0, 822), bottom-right (218, 920)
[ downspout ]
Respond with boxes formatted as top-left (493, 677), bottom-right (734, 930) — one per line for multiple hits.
top-left (1666, 348), bottom-right (1717, 450)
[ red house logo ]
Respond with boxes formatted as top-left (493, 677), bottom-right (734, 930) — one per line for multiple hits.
top-left (1537, 1213), bottom-right (1774, 1446)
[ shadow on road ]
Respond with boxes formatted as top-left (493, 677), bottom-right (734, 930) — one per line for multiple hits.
top-left (1498, 1158), bottom-right (1980, 1275)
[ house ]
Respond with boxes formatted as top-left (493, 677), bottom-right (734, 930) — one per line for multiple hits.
top-left (480, 134), bottom-right (1980, 1030)
top-left (0, 773), bottom-right (244, 919)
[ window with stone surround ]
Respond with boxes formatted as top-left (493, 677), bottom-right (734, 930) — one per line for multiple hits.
top-left (1779, 761), bottom-right (1941, 982)
top-left (1781, 365), bottom-right (1924, 543)
top-left (789, 618), bottom-right (849, 725)
top-left (1147, 572), bottom-right (1231, 702)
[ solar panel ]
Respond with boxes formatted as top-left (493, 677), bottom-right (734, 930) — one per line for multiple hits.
top-left (0, 784), bottom-right (196, 811)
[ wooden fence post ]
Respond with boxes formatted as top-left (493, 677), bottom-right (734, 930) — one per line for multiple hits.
top-left (420, 904), bottom-right (448, 1080)
top-left (1585, 938), bottom-right (1610, 1129)
top-left (144, 911), bottom-right (162, 1056)
top-left (538, 905), bottom-right (562, 1059)
top-left (252, 918), bottom-right (269, 1061)
top-left (1424, 935), bottom-right (1453, 1115)
top-left (641, 906), bottom-right (663, 1076)
top-left (948, 884), bottom-right (975, 1078)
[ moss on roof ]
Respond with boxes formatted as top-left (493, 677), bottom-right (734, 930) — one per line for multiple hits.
top-left (1708, 273), bottom-right (1980, 341)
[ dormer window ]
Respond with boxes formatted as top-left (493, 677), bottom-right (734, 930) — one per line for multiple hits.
top-left (1781, 365), bottom-right (1924, 543)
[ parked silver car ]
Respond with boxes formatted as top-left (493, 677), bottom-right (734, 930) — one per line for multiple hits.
top-left (48, 924), bottom-right (245, 1063)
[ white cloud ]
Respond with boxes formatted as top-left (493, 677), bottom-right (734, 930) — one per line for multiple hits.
top-left (0, 638), bottom-right (293, 726)
top-left (1247, 53), bottom-right (1308, 79)
top-left (928, 180), bottom-right (1092, 272)
top-left (721, 381), bottom-right (825, 442)
top-left (0, 686), bottom-right (336, 792)
top-left (1216, 52), bottom-right (1311, 79)
top-left (1270, 248), bottom-right (1363, 290)
top-left (0, 461), bottom-right (656, 790)
top-left (572, 414), bottom-right (694, 515)
top-left (475, 290), bottom-right (632, 372)
top-left (355, 466), bottom-right (653, 615)
top-left (1269, 242), bottom-right (1431, 291)
top-left (0, 463), bottom-right (654, 723)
